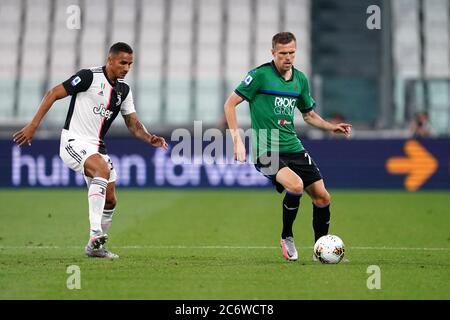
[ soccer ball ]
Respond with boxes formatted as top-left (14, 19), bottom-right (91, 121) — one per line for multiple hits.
top-left (313, 235), bottom-right (345, 264)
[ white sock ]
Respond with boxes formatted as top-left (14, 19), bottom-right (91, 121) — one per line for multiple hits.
top-left (101, 209), bottom-right (115, 234)
top-left (88, 177), bottom-right (108, 237)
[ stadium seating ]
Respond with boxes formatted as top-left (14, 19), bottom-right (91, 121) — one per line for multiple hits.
top-left (424, 0), bottom-right (450, 78)
top-left (0, 0), bottom-right (311, 127)
top-left (0, 0), bottom-right (448, 134)
top-left (17, 0), bottom-right (51, 120)
top-left (392, 0), bottom-right (449, 134)
top-left (392, 0), bottom-right (421, 78)
top-left (0, 0), bottom-right (20, 120)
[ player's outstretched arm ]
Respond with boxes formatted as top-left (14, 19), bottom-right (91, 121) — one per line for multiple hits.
top-left (224, 92), bottom-right (246, 162)
top-left (302, 110), bottom-right (352, 138)
top-left (123, 112), bottom-right (168, 149)
top-left (13, 84), bottom-right (68, 147)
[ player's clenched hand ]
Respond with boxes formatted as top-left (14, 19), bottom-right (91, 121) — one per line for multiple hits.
top-left (234, 139), bottom-right (247, 162)
top-left (333, 123), bottom-right (352, 138)
top-left (13, 123), bottom-right (37, 147)
top-left (150, 135), bottom-right (168, 150)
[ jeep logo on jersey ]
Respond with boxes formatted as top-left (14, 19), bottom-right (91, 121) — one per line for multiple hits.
top-left (274, 97), bottom-right (296, 116)
top-left (93, 104), bottom-right (113, 120)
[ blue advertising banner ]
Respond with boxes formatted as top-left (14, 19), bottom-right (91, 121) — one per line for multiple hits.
top-left (1, 138), bottom-right (449, 190)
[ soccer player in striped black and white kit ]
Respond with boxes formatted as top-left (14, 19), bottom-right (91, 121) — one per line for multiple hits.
top-left (13, 42), bottom-right (168, 259)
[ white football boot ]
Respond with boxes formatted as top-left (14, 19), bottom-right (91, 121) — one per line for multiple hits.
top-left (85, 246), bottom-right (119, 259)
top-left (280, 237), bottom-right (298, 261)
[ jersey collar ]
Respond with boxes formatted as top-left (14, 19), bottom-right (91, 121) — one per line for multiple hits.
top-left (102, 66), bottom-right (117, 87)
top-left (270, 60), bottom-right (294, 82)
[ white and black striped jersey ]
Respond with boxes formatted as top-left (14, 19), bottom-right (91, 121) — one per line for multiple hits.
top-left (62, 66), bottom-right (136, 154)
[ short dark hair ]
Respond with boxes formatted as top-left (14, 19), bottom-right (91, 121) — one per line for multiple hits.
top-left (272, 32), bottom-right (296, 48)
top-left (109, 42), bottom-right (133, 55)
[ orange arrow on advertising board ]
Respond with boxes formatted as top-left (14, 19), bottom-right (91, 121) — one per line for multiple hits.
top-left (386, 140), bottom-right (438, 191)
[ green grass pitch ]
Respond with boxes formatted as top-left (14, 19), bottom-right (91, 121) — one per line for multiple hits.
top-left (0, 189), bottom-right (449, 299)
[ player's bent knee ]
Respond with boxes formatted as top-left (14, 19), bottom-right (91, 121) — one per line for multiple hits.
top-left (84, 154), bottom-right (111, 180)
top-left (286, 181), bottom-right (304, 194)
top-left (314, 192), bottom-right (331, 207)
top-left (95, 166), bottom-right (110, 180)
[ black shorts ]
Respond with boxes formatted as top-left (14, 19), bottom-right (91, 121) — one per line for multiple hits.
top-left (254, 151), bottom-right (323, 193)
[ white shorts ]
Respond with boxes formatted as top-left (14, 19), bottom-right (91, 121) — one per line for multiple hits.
top-left (59, 129), bottom-right (116, 184)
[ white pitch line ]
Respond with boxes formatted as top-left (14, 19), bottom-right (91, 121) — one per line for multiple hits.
top-left (0, 245), bottom-right (450, 251)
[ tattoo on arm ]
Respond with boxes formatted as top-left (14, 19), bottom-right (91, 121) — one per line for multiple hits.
top-left (124, 114), bottom-right (152, 141)
top-left (123, 114), bottom-right (132, 126)
top-left (134, 119), bottom-right (147, 134)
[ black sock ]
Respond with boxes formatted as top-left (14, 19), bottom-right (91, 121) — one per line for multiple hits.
top-left (281, 192), bottom-right (302, 239)
top-left (313, 203), bottom-right (331, 242)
